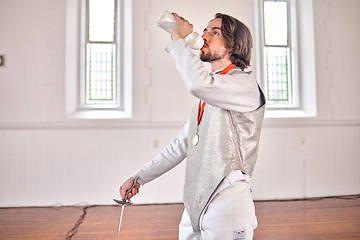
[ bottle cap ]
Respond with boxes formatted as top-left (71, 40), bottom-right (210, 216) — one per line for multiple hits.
top-left (185, 32), bottom-right (204, 50)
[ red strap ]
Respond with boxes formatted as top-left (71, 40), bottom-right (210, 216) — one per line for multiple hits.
top-left (197, 101), bottom-right (206, 125)
top-left (220, 63), bottom-right (236, 75)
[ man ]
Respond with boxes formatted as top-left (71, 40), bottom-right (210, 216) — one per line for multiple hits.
top-left (120, 12), bottom-right (265, 239)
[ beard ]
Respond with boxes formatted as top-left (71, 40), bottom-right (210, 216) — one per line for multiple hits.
top-left (200, 47), bottom-right (229, 62)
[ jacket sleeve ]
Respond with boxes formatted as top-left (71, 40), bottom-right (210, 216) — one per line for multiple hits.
top-left (131, 120), bottom-right (189, 185)
top-left (166, 39), bottom-right (261, 113)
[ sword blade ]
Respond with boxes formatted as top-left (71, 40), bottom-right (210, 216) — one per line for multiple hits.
top-left (116, 204), bottom-right (125, 240)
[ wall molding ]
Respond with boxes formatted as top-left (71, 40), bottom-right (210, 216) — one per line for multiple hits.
top-left (0, 119), bottom-right (359, 130)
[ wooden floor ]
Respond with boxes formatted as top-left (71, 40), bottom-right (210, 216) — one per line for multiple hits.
top-left (0, 197), bottom-right (359, 240)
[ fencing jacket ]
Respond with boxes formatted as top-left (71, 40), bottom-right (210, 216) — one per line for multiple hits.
top-left (132, 39), bottom-right (266, 232)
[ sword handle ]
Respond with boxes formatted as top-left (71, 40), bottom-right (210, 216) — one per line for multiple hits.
top-left (124, 176), bottom-right (139, 202)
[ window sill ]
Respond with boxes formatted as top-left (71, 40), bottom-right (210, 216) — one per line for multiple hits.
top-left (264, 108), bottom-right (316, 119)
top-left (67, 108), bottom-right (132, 119)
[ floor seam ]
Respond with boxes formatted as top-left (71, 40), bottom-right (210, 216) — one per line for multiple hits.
top-left (65, 206), bottom-right (91, 239)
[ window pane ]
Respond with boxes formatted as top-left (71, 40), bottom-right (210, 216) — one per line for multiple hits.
top-left (264, 46), bottom-right (292, 103)
top-left (88, 0), bottom-right (115, 42)
top-left (264, 1), bottom-right (288, 46)
top-left (86, 43), bottom-right (116, 104)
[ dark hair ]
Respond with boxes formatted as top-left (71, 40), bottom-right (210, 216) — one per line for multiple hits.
top-left (214, 13), bottom-right (253, 70)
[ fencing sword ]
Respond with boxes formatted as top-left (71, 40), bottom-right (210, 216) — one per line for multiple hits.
top-left (113, 177), bottom-right (139, 240)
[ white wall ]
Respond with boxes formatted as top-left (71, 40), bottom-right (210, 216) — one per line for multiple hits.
top-left (0, 0), bottom-right (359, 207)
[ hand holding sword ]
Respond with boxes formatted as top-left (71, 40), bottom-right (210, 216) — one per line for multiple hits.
top-left (113, 177), bottom-right (140, 240)
top-left (119, 176), bottom-right (141, 201)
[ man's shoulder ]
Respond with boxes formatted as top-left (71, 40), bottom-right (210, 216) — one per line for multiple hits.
top-left (229, 67), bottom-right (252, 75)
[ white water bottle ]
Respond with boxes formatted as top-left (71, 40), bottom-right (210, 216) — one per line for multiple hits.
top-left (157, 11), bottom-right (204, 50)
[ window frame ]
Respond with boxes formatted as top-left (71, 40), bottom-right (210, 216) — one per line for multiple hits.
top-left (261, 0), bottom-right (298, 108)
top-left (255, 0), bottom-right (317, 118)
top-left (65, 0), bottom-right (132, 119)
top-left (84, 0), bottom-right (118, 107)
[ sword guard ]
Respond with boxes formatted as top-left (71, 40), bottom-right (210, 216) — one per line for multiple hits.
top-left (113, 198), bottom-right (134, 205)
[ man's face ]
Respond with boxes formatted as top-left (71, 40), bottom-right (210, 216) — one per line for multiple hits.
top-left (200, 18), bottom-right (230, 62)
